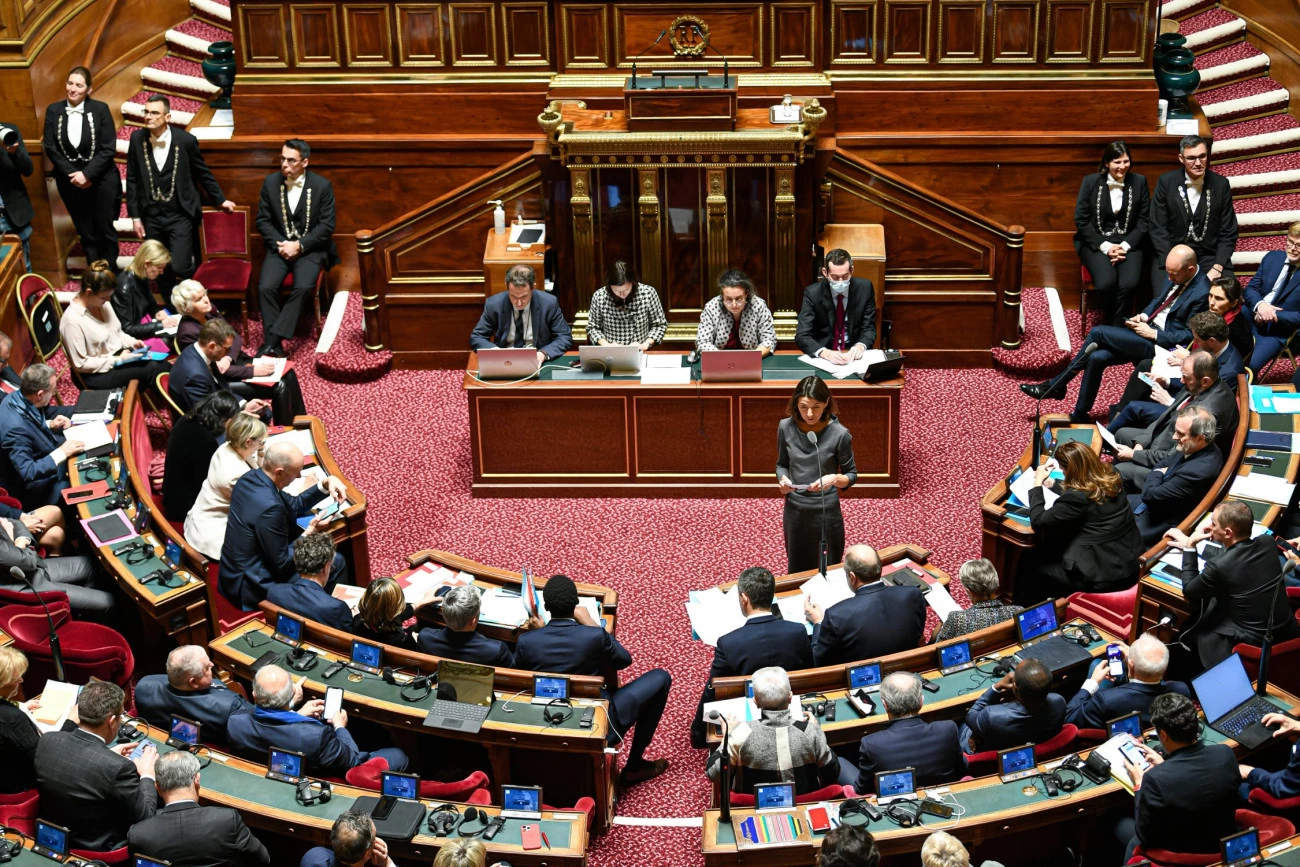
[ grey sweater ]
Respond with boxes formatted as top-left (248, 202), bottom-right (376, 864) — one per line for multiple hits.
top-left (705, 709), bottom-right (838, 794)
top-left (776, 416), bottom-right (857, 507)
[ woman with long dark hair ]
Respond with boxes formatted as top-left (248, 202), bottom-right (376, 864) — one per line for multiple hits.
top-left (586, 259), bottom-right (667, 351)
top-left (1074, 140), bottom-right (1150, 326)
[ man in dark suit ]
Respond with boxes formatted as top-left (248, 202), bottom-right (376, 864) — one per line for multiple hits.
top-left (838, 671), bottom-right (965, 791)
top-left (226, 664), bottom-right (408, 775)
top-left (0, 118), bottom-right (35, 270)
top-left (266, 534), bottom-right (350, 631)
top-left (0, 509), bottom-right (113, 622)
top-left (1118, 693), bottom-right (1239, 860)
top-left (128, 750), bottom-right (269, 867)
top-left (1112, 350), bottom-right (1237, 490)
top-left (414, 584), bottom-right (515, 667)
top-left (0, 331), bottom-right (19, 389)
top-left (0, 363), bottom-right (87, 512)
top-left (469, 264), bottom-right (572, 366)
top-left (43, 67), bottom-right (119, 269)
top-left (169, 318), bottom-right (271, 417)
top-left (254, 139), bottom-right (336, 358)
top-left (126, 94), bottom-right (235, 290)
top-left (34, 680), bottom-right (159, 851)
top-left (1111, 310), bottom-right (1245, 424)
top-left (219, 441), bottom-right (347, 611)
top-left (1149, 135), bottom-right (1238, 291)
top-left (1242, 223), bottom-right (1300, 374)
top-left (300, 811), bottom-right (391, 867)
top-left (1022, 245), bottom-right (1209, 422)
top-left (691, 567), bottom-right (814, 748)
top-left (959, 658), bottom-right (1066, 754)
top-left (1239, 712), bottom-right (1300, 801)
top-left (1166, 500), bottom-right (1300, 670)
top-left (515, 575), bottom-right (671, 785)
top-left (134, 646), bottom-right (253, 745)
top-left (803, 545), bottom-right (926, 667)
top-left (1064, 633), bottom-right (1189, 730)
top-left (1129, 407), bottom-right (1224, 547)
top-left (794, 248), bottom-right (876, 365)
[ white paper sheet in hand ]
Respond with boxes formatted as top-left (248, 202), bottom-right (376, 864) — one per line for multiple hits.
top-left (773, 593), bottom-right (814, 634)
top-left (686, 585), bottom-right (745, 646)
top-left (924, 582), bottom-right (962, 623)
top-left (64, 420), bottom-right (113, 453)
top-left (247, 357), bottom-right (287, 386)
top-left (801, 569), bottom-right (856, 611)
top-left (30, 680), bottom-right (79, 732)
top-left (268, 427), bottom-right (316, 456)
top-left (1096, 423), bottom-right (1120, 451)
top-left (1229, 473), bottom-right (1296, 505)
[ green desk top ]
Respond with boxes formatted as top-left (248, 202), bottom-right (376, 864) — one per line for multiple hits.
top-left (79, 491), bottom-right (197, 600)
top-left (224, 630), bottom-right (596, 735)
top-left (536, 353), bottom-right (884, 382)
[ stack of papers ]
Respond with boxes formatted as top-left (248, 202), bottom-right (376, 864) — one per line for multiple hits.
top-left (1229, 473), bottom-right (1296, 506)
top-left (801, 568), bottom-right (856, 611)
top-left (267, 428), bottom-right (316, 457)
top-left (1007, 467), bottom-right (1061, 510)
top-left (640, 354), bottom-right (690, 384)
top-left (477, 587), bottom-right (528, 627)
top-left (685, 585), bottom-right (746, 646)
top-left (29, 680), bottom-right (79, 733)
top-left (797, 350), bottom-right (887, 379)
top-left (332, 584), bottom-right (365, 613)
top-left (64, 420), bottom-right (114, 453)
top-left (394, 563), bottom-right (471, 605)
top-left (284, 465), bottom-right (324, 497)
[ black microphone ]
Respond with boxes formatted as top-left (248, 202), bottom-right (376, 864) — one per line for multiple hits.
top-left (11, 565), bottom-right (65, 682)
top-left (691, 25), bottom-right (730, 87)
top-left (1032, 342), bottom-right (1097, 468)
top-left (1258, 560), bottom-right (1292, 696)
top-left (707, 708), bottom-right (732, 823)
top-left (630, 29), bottom-right (667, 90)
top-left (807, 430), bottom-right (829, 578)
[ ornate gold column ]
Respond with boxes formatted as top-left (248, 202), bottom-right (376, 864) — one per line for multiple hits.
top-left (571, 167), bottom-right (596, 293)
top-left (773, 165), bottom-right (797, 313)
top-left (637, 169), bottom-right (663, 291)
top-left (705, 168), bottom-right (729, 291)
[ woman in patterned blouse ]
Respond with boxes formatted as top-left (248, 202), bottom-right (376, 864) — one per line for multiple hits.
top-left (695, 269), bottom-right (778, 355)
top-left (586, 260), bottom-right (667, 351)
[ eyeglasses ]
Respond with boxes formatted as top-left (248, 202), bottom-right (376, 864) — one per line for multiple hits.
top-left (721, 296), bottom-right (747, 307)
top-left (1285, 238), bottom-right (1300, 250)
top-left (1181, 153), bottom-right (1209, 164)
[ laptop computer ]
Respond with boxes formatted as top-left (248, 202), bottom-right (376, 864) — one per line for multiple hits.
top-left (579, 344), bottom-right (641, 374)
top-left (1013, 600), bottom-right (1092, 676)
top-left (700, 349), bottom-right (762, 382)
top-left (33, 820), bottom-right (70, 862)
top-left (422, 659), bottom-right (495, 734)
top-left (997, 744), bottom-right (1038, 783)
top-left (501, 784), bottom-right (543, 819)
top-left (937, 640), bottom-right (975, 675)
top-left (478, 347), bottom-right (540, 379)
top-left (754, 783), bottom-right (796, 812)
top-left (1221, 828), bottom-right (1262, 867)
top-left (875, 767), bottom-right (917, 803)
top-left (1192, 652), bottom-right (1279, 749)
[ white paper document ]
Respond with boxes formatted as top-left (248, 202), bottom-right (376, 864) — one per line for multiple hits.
top-left (211, 109), bottom-right (234, 127)
top-left (191, 126), bottom-right (234, 140)
top-left (478, 587), bottom-right (528, 627)
top-left (1009, 467), bottom-right (1059, 510)
top-left (686, 585), bottom-right (745, 647)
top-left (797, 350), bottom-right (887, 379)
top-left (642, 355), bottom-right (684, 369)
top-left (1096, 423), bottom-right (1119, 451)
top-left (64, 420), bottom-right (113, 453)
top-left (1272, 395), bottom-right (1300, 414)
top-left (773, 593), bottom-right (814, 634)
top-left (247, 357), bottom-right (288, 386)
top-left (267, 427), bottom-right (316, 456)
top-left (640, 367), bottom-right (692, 385)
top-left (1229, 473), bottom-right (1296, 506)
top-left (541, 595), bottom-right (602, 625)
top-left (30, 680), bottom-right (79, 732)
top-left (924, 582), bottom-right (962, 622)
top-left (801, 568), bottom-right (856, 611)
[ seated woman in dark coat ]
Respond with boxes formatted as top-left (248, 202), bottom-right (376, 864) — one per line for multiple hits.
top-left (113, 240), bottom-right (180, 342)
top-left (161, 390), bottom-right (242, 522)
top-left (350, 577), bottom-right (418, 650)
top-left (0, 647), bottom-right (43, 794)
top-left (1019, 440), bottom-right (1144, 603)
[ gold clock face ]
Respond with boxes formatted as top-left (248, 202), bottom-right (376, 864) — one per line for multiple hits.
top-left (669, 15), bottom-right (709, 56)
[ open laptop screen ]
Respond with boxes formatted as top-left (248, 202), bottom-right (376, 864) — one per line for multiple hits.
top-left (1017, 601), bottom-right (1058, 642)
top-left (436, 659), bottom-right (495, 707)
top-left (1193, 653), bottom-right (1254, 723)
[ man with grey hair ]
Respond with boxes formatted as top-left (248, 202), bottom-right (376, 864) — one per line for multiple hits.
top-left (932, 559), bottom-right (1023, 644)
top-left (705, 666), bottom-right (837, 795)
top-left (1129, 405), bottom-right (1224, 546)
top-left (301, 810), bottom-right (396, 867)
top-left (220, 440), bottom-right (349, 610)
top-left (837, 671), bottom-right (964, 791)
top-left (267, 532), bottom-right (351, 630)
top-left (134, 645), bottom-right (253, 744)
top-left (415, 584), bottom-right (515, 667)
top-left (469, 263), bottom-right (573, 367)
top-left (227, 664), bottom-right (409, 775)
top-left (0, 362), bottom-right (83, 509)
top-left (1065, 634), bottom-right (1190, 729)
top-left (127, 749), bottom-right (270, 866)
top-left (805, 544), bottom-right (926, 666)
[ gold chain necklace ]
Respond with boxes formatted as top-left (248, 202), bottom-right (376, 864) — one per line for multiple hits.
top-left (143, 132), bottom-right (178, 203)
top-left (56, 105), bottom-right (96, 166)
top-left (280, 182), bottom-right (311, 241)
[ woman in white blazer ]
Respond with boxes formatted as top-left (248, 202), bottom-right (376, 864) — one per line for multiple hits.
top-left (184, 412), bottom-right (266, 559)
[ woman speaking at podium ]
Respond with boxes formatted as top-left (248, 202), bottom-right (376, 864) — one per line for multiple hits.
top-left (777, 376), bottom-right (857, 573)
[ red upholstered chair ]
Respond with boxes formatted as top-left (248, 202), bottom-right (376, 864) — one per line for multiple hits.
top-left (0, 604), bottom-right (134, 698)
top-left (965, 725), bottom-right (1079, 777)
top-left (0, 586), bottom-right (69, 609)
top-left (542, 796), bottom-right (595, 830)
top-left (1067, 585), bottom-right (1138, 642)
top-left (0, 789), bottom-right (38, 836)
top-left (1234, 637), bottom-right (1300, 697)
top-left (1248, 787), bottom-right (1300, 821)
top-left (156, 371), bottom-right (183, 421)
top-left (193, 207), bottom-right (253, 343)
top-left (345, 757), bottom-right (491, 803)
top-left (1129, 810), bottom-right (1295, 865)
top-left (729, 784), bottom-right (846, 808)
top-left (70, 847), bottom-right (130, 865)
top-left (204, 562), bottom-right (263, 636)
top-left (1075, 727), bottom-right (1109, 745)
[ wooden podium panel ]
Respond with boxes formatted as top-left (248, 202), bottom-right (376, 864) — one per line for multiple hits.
top-left (624, 77), bottom-right (737, 132)
top-left (482, 229), bottom-right (547, 295)
top-left (634, 395), bottom-right (733, 474)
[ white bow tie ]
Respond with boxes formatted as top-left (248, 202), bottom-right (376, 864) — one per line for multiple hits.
top-left (1107, 181), bottom-right (1123, 189)
top-left (66, 105), bottom-right (84, 115)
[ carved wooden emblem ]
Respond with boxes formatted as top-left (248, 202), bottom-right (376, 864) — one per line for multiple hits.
top-left (668, 15), bottom-right (709, 56)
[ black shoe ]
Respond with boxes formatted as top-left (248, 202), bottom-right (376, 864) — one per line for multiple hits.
top-left (1068, 412), bottom-right (1092, 425)
top-left (263, 344), bottom-right (288, 359)
top-left (254, 343), bottom-right (274, 358)
top-left (1020, 380), bottom-right (1066, 401)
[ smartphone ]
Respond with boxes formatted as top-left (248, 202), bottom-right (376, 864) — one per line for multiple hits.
top-left (129, 742), bottom-right (147, 761)
top-left (1106, 644), bottom-right (1127, 683)
top-left (1119, 739), bottom-right (1150, 771)
top-left (323, 686), bottom-right (343, 720)
top-left (918, 798), bottom-right (954, 819)
top-left (1137, 372), bottom-right (1158, 388)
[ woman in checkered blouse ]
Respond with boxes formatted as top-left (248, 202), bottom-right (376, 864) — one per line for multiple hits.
top-left (695, 269), bottom-right (778, 355)
top-left (586, 260), bottom-right (667, 351)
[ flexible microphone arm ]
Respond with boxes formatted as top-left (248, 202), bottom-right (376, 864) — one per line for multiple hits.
top-left (692, 25), bottom-right (730, 87)
top-left (1258, 558), bottom-right (1293, 696)
top-left (11, 565), bottom-right (64, 682)
top-left (1033, 343), bottom-right (1097, 468)
top-left (808, 430), bottom-right (829, 578)
top-left (707, 709), bottom-right (732, 823)
top-left (630, 30), bottom-right (667, 90)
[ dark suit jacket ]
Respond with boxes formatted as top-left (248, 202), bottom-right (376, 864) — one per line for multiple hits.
top-left (254, 170), bottom-right (337, 261)
top-left (1129, 444), bottom-right (1223, 546)
top-left (266, 576), bottom-right (353, 631)
top-left (113, 272), bottom-right (166, 340)
top-left (1130, 378), bottom-right (1238, 468)
top-left (43, 99), bottom-right (117, 188)
top-left (128, 801), bottom-right (269, 867)
top-left (219, 468), bottom-right (328, 610)
top-left (177, 313), bottom-right (252, 379)
top-left (1063, 679), bottom-right (1189, 730)
top-left (133, 675), bottom-right (253, 745)
top-left (0, 699), bottom-right (41, 793)
top-left (795, 277), bottom-right (877, 356)
top-left (170, 344), bottom-right (229, 414)
top-left (226, 707), bottom-right (364, 776)
top-left (469, 290), bottom-right (573, 361)
top-left (1073, 170), bottom-right (1150, 254)
top-left (1134, 741), bottom-right (1240, 853)
top-left (126, 125), bottom-right (225, 220)
top-left (1141, 268), bottom-right (1212, 349)
top-left (415, 626), bottom-right (514, 668)
top-left (1246, 742), bottom-right (1300, 800)
top-left (854, 715), bottom-right (965, 793)
top-left (515, 618), bottom-right (631, 677)
top-left (811, 583), bottom-right (926, 667)
top-left (1028, 487), bottom-right (1142, 593)
top-left (161, 414), bottom-right (221, 521)
top-left (961, 688), bottom-right (1066, 753)
top-left (0, 128), bottom-right (34, 228)
top-left (1244, 250), bottom-right (1300, 335)
top-left (34, 728), bottom-right (159, 851)
top-left (0, 389), bottom-right (74, 510)
top-left (1181, 535), bottom-right (1300, 667)
top-left (1150, 169), bottom-right (1238, 270)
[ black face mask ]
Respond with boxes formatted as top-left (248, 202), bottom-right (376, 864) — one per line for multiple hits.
top-left (608, 284), bottom-right (637, 307)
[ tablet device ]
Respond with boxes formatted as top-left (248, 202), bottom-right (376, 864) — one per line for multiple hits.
top-left (275, 612), bottom-right (305, 648)
top-left (937, 640), bottom-right (974, 674)
top-left (168, 715), bottom-right (200, 748)
top-left (351, 639), bottom-right (382, 674)
top-left (998, 744), bottom-right (1037, 782)
top-left (1107, 712), bottom-right (1144, 741)
top-left (267, 748), bottom-right (305, 783)
top-left (33, 820), bottom-right (69, 862)
top-left (1016, 600), bottom-right (1059, 643)
top-left (1221, 827), bottom-right (1262, 867)
top-left (754, 782), bottom-right (795, 812)
top-left (372, 771), bottom-right (419, 821)
top-left (501, 784), bottom-right (543, 819)
top-left (531, 674), bottom-right (570, 704)
top-left (845, 661), bottom-right (882, 693)
top-left (875, 768), bottom-right (916, 803)
top-left (134, 857), bottom-right (172, 867)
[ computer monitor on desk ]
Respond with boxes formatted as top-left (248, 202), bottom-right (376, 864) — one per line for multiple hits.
top-left (700, 350), bottom-right (762, 382)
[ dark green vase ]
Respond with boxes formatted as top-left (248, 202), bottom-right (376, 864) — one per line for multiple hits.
top-left (1153, 32), bottom-right (1187, 75)
top-left (201, 41), bottom-right (236, 110)
top-left (1158, 46), bottom-right (1200, 119)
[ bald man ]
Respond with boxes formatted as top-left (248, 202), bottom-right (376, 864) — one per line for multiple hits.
top-left (218, 441), bottom-right (348, 611)
top-left (803, 544), bottom-right (926, 666)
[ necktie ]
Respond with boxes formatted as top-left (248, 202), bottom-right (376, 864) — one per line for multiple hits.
top-left (1150, 282), bottom-right (1185, 319)
top-left (513, 310), bottom-right (524, 348)
top-left (833, 294), bottom-right (846, 351)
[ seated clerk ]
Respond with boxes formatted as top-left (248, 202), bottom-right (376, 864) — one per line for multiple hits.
top-left (266, 533), bottom-right (352, 632)
top-left (837, 671), bottom-right (965, 792)
top-left (219, 441), bottom-right (348, 611)
top-left (127, 749), bottom-right (270, 867)
top-left (695, 269), bottom-right (778, 355)
top-left (301, 811), bottom-right (395, 867)
top-left (414, 584), bottom-right (514, 667)
top-left (226, 664), bottom-right (408, 776)
top-left (958, 658), bottom-right (1065, 754)
top-left (1239, 712), bottom-right (1300, 801)
top-left (134, 645), bottom-right (253, 745)
top-left (1117, 693), bottom-right (1239, 861)
top-left (168, 318), bottom-right (274, 421)
top-left (794, 248), bottom-right (876, 366)
top-left (931, 559), bottom-right (1023, 644)
top-left (705, 666), bottom-right (838, 796)
top-left (351, 577), bottom-right (419, 651)
top-left (0, 362), bottom-right (83, 510)
top-left (1242, 221), bottom-right (1300, 375)
top-left (691, 566), bottom-right (814, 749)
top-left (468, 264), bottom-right (572, 367)
top-left (1127, 406), bottom-right (1224, 547)
top-left (1064, 633), bottom-right (1189, 730)
top-left (1111, 350), bottom-right (1237, 492)
top-left (803, 545), bottom-right (926, 668)
top-left (515, 575), bottom-right (671, 786)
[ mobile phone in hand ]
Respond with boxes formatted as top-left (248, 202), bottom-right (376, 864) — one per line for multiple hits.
top-left (323, 687), bottom-right (343, 720)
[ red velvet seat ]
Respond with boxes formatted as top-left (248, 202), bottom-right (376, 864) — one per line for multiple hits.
top-left (1233, 637), bottom-right (1300, 697)
top-left (1128, 810), bottom-right (1295, 865)
top-left (965, 725), bottom-right (1079, 777)
top-left (204, 562), bottom-right (263, 636)
top-left (0, 789), bottom-right (38, 836)
top-left (0, 586), bottom-right (69, 609)
top-left (193, 208), bottom-right (253, 343)
top-left (0, 603), bottom-right (134, 697)
top-left (1075, 727), bottom-right (1109, 745)
top-left (542, 796), bottom-right (595, 830)
top-left (345, 757), bottom-right (490, 803)
top-left (1248, 787), bottom-right (1300, 820)
top-left (70, 846), bottom-right (130, 865)
top-left (729, 783), bottom-right (846, 807)
top-left (1067, 585), bottom-right (1138, 642)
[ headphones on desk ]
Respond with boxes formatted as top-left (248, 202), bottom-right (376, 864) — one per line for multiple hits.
top-left (0, 826), bottom-right (24, 863)
top-left (543, 698), bottom-right (574, 726)
top-left (400, 675), bottom-right (433, 703)
top-left (1061, 624), bottom-right (1100, 647)
top-left (295, 778), bottom-right (332, 807)
top-left (428, 804), bottom-right (460, 837)
top-left (287, 646), bottom-right (319, 672)
top-left (456, 807), bottom-right (490, 838)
